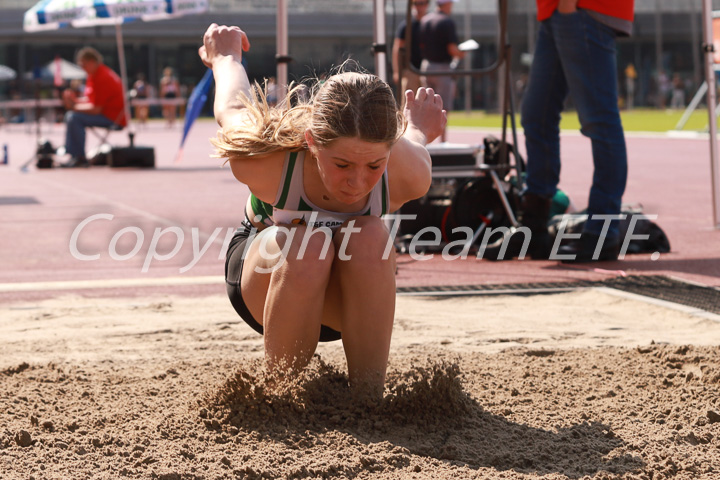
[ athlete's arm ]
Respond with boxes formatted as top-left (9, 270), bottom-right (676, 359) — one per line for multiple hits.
top-left (388, 87), bottom-right (446, 212)
top-left (199, 24), bottom-right (252, 129)
top-left (199, 24), bottom-right (284, 202)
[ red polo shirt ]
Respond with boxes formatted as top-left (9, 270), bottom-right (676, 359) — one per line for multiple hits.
top-left (537, 0), bottom-right (634, 22)
top-left (85, 64), bottom-right (127, 127)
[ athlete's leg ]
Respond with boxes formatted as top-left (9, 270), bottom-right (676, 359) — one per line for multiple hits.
top-left (323, 216), bottom-right (396, 397)
top-left (241, 224), bottom-right (335, 375)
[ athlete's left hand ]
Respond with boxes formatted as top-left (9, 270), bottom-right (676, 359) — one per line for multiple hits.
top-left (403, 87), bottom-right (447, 145)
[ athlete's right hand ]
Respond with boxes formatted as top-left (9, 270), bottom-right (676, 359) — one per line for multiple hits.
top-left (199, 24), bottom-right (251, 69)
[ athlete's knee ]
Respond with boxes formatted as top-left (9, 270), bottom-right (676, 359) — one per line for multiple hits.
top-left (269, 226), bottom-right (335, 283)
top-left (249, 225), bottom-right (331, 276)
top-left (291, 225), bottom-right (335, 262)
top-left (335, 216), bottom-right (391, 262)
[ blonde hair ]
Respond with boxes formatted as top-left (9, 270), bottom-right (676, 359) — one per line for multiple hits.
top-left (212, 66), bottom-right (405, 159)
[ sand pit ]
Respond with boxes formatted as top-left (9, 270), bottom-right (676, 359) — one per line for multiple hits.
top-left (1, 289), bottom-right (720, 479)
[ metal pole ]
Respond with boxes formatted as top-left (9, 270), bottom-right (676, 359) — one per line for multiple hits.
top-left (674, 80), bottom-right (707, 130)
top-left (464, 0), bottom-right (472, 114)
top-left (276, 0), bottom-right (288, 103)
top-left (691, 0), bottom-right (701, 88)
top-left (655, 0), bottom-right (663, 107)
top-left (702, 0), bottom-right (720, 228)
top-left (374, 0), bottom-right (391, 235)
top-left (526, 0), bottom-right (535, 56)
top-left (115, 23), bottom-right (134, 144)
top-left (373, 0), bottom-right (388, 82)
top-left (373, 0), bottom-right (387, 82)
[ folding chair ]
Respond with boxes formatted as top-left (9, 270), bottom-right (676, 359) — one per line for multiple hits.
top-left (89, 117), bottom-right (155, 169)
top-left (87, 118), bottom-right (124, 165)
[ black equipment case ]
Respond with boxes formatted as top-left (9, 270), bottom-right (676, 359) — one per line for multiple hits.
top-left (394, 141), bottom-right (519, 253)
top-left (107, 146), bottom-right (155, 168)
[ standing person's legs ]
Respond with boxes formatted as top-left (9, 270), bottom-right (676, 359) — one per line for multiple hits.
top-left (521, 19), bottom-right (568, 201)
top-left (136, 104), bottom-right (149, 124)
top-left (553, 10), bottom-right (627, 240)
top-left (400, 70), bottom-right (422, 110)
top-left (479, 19), bottom-right (566, 261)
top-left (167, 104), bottom-right (177, 127)
top-left (626, 79), bottom-right (634, 110)
top-left (163, 93), bottom-right (178, 128)
top-left (421, 60), bottom-right (455, 142)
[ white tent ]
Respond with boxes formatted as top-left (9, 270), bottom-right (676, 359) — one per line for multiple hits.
top-left (24, 58), bottom-right (86, 81)
top-left (0, 65), bottom-right (17, 81)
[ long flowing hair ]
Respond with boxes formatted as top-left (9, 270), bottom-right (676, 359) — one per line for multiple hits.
top-left (212, 62), bottom-right (405, 159)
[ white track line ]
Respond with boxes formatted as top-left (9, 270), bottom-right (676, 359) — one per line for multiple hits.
top-left (400, 285), bottom-right (720, 322)
top-left (4, 278), bottom-right (717, 324)
top-left (0, 276), bottom-right (225, 293)
top-left (594, 287), bottom-right (720, 322)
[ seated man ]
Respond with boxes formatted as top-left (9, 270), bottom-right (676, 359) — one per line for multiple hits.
top-left (61, 47), bottom-right (127, 168)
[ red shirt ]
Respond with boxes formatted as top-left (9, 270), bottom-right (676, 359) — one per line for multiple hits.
top-left (536, 0), bottom-right (634, 22)
top-left (85, 64), bottom-right (127, 127)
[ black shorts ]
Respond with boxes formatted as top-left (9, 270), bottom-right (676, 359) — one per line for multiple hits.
top-left (224, 222), bottom-right (342, 342)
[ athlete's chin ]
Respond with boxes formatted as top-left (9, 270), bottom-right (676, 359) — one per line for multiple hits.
top-left (337, 191), bottom-right (365, 203)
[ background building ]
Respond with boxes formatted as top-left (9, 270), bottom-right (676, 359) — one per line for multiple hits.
top-left (0, 0), bottom-right (715, 112)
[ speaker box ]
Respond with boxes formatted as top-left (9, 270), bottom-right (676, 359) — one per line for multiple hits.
top-left (427, 143), bottom-right (480, 168)
top-left (108, 146), bottom-right (155, 168)
top-left (395, 178), bottom-right (460, 247)
top-left (35, 155), bottom-right (54, 169)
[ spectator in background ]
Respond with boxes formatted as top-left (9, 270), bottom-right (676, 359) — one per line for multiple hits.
top-left (131, 72), bottom-right (150, 125)
top-left (657, 70), bottom-right (670, 109)
top-left (493, 0), bottom-right (634, 262)
top-left (624, 63), bottom-right (637, 110)
top-left (266, 76), bottom-right (278, 106)
top-left (54, 78), bottom-right (83, 122)
top-left (670, 73), bottom-right (685, 109)
top-left (419, 0), bottom-right (464, 142)
top-left (392, 0), bottom-right (429, 109)
top-left (60, 47), bottom-right (126, 168)
top-left (160, 67), bottom-right (180, 128)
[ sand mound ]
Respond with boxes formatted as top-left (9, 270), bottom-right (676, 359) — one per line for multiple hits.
top-left (1, 291), bottom-right (720, 478)
top-left (2, 346), bottom-right (720, 479)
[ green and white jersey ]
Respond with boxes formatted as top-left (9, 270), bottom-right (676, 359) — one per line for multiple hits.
top-left (248, 150), bottom-right (390, 231)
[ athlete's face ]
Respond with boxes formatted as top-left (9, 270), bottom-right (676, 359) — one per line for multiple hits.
top-left (306, 133), bottom-right (391, 205)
